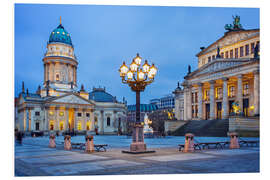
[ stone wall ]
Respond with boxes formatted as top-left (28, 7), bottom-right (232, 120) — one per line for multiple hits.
top-left (164, 120), bottom-right (187, 135)
top-left (229, 116), bottom-right (259, 136)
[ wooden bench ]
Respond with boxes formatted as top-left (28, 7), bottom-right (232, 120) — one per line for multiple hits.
top-left (69, 143), bottom-right (108, 152)
top-left (239, 140), bottom-right (259, 147)
top-left (178, 143), bottom-right (201, 151)
top-left (198, 142), bottom-right (226, 150)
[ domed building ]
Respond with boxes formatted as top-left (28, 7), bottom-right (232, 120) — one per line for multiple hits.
top-left (15, 19), bottom-right (127, 135)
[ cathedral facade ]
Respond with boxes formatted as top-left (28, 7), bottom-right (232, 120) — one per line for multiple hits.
top-left (15, 20), bottom-right (127, 135)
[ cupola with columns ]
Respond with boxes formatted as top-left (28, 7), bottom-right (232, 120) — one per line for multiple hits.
top-left (41, 17), bottom-right (78, 97)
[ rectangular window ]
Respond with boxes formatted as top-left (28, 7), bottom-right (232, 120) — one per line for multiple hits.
top-left (35, 111), bottom-right (40, 116)
top-left (35, 122), bottom-right (39, 131)
top-left (195, 92), bottom-right (198, 103)
top-left (212, 55), bottom-right (215, 60)
top-left (208, 56), bottom-right (211, 63)
top-left (251, 43), bottom-right (255, 54)
top-left (245, 44), bottom-right (249, 56)
top-left (235, 48), bottom-right (238, 58)
top-left (256, 41), bottom-right (260, 52)
top-left (229, 86), bottom-right (235, 98)
top-left (240, 46), bottom-right (244, 57)
top-left (230, 50), bottom-right (233, 58)
top-left (243, 83), bottom-right (249, 96)
top-left (204, 90), bottom-right (210, 101)
top-left (86, 113), bottom-right (90, 117)
top-left (77, 112), bottom-right (82, 117)
top-left (225, 51), bottom-right (229, 58)
top-left (221, 52), bottom-right (224, 58)
top-left (107, 117), bottom-right (111, 126)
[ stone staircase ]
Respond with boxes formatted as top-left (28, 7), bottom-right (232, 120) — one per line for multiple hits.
top-left (172, 119), bottom-right (229, 137)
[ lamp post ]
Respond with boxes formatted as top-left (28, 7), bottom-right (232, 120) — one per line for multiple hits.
top-left (119, 53), bottom-right (157, 153)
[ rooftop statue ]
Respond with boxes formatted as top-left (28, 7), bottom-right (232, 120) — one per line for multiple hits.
top-left (225, 15), bottom-right (244, 31)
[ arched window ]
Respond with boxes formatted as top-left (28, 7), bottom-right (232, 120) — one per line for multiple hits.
top-left (107, 117), bottom-right (111, 126)
top-left (56, 74), bottom-right (60, 81)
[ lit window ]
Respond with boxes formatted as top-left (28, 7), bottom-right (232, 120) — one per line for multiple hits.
top-left (240, 46), bottom-right (244, 57)
top-left (230, 50), bottom-right (233, 58)
top-left (56, 74), bottom-right (60, 81)
top-left (57, 31), bottom-right (59, 34)
top-left (204, 89), bottom-right (210, 101)
top-left (49, 121), bottom-right (54, 130)
top-left (62, 32), bottom-right (65, 35)
top-left (77, 121), bottom-right (82, 130)
top-left (235, 48), bottom-right (238, 58)
top-left (59, 121), bottom-right (64, 130)
top-left (215, 87), bottom-right (223, 99)
top-left (245, 44), bottom-right (249, 56)
top-left (228, 86), bottom-right (235, 97)
top-left (49, 111), bottom-right (54, 116)
top-left (86, 121), bottom-right (90, 130)
top-left (243, 83), bottom-right (249, 96)
top-left (59, 111), bottom-right (64, 116)
top-left (225, 51), bottom-right (229, 58)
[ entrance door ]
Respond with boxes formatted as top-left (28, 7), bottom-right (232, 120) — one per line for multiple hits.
top-left (243, 98), bottom-right (249, 116)
top-left (216, 102), bottom-right (222, 119)
top-left (68, 109), bottom-right (75, 131)
top-left (229, 100), bottom-right (234, 115)
top-left (205, 104), bottom-right (210, 120)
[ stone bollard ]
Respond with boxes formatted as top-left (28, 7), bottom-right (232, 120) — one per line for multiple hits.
top-left (85, 135), bottom-right (94, 153)
top-left (64, 135), bottom-right (72, 150)
top-left (183, 133), bottom-right (195, 153)
top-left (49, 134), bottom-right (56, 148)
top-left (229, 132), bottom-right (240, 149)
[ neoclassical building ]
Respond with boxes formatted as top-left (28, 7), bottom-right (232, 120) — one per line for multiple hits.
top-left (15, 20), bottom-right (127, 134)
top-left (174, 17), bottom-right (260, 122)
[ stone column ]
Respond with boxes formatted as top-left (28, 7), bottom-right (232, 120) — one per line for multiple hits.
top-left (253, 70), bottom-right (260, 115)
top-left (113, 110), bottom-right (117, 129)
top-left (65, 107), bottom-right (69, 130)
top-left (52, 63), bottom-right (55, 82)
top-left (28, 108), bottom-right (32, 131)
top-left (90, 109), bottom-right (95, 131)
top-left (44, 107), bottom-right (49, 131)
top-left (183, 86), bottom-right (188, 121)
top-left (100, 110), bottom-right (104, 134)
top-left (222, 77), bottom-right (229, 119)
top-left (209, 80), bottom-right (215, 120)
top-left (55, 107), bottom-right (59, 130)
top-left (237, 74), bottom-right (243, 113)
top-left (197, 83), bottom-right (203, 119)
top-left (23, 108), bottom-right (26, 131)
top-left (44, 64), bottom-right (46, 83)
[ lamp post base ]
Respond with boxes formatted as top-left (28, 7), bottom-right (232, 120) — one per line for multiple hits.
top-left (122, 125), bottom-right (155, 154)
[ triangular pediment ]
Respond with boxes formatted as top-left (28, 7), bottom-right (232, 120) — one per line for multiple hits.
top-left (187, 59), bottom-right (252, 78)
top-left (49, 93), bottom-right (94, 105)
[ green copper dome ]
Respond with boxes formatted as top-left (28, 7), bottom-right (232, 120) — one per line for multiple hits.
top-left (48, 24), bottom-right (72, 46)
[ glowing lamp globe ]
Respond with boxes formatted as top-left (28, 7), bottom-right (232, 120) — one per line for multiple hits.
top-left (119, 62), bottom-right (128, 77)
top-left (130, 60), bottom-right (138, 72)
top-left (134, 53), bottom-right (142, 65)
top-left (138, 69), bottom-right (145, 81)
top-left (142, 60), bottom-right (150, 73)
top-left (127, 70), bottom-right (133, 80)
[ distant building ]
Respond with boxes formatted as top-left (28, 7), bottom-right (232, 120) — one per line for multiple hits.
top-left (150, 94), bottom-right (175, 110)
top-left (127, 104), bottom-right (158, 123)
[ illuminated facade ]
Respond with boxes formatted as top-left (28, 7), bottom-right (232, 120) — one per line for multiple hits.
top-left (175, 17), bottom-right (260, 121)
top-left (16, 19), bottom-right (127, 134)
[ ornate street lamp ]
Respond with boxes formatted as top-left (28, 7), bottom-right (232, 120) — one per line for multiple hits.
top-left (119, 53), bottom-right (157, 153)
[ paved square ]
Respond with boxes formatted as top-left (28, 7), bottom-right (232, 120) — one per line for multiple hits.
top-left (140, 153), bottom-right (216, 162)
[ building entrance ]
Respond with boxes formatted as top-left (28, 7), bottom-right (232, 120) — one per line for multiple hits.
top-left (205, 104), bottom-right (210, 120)
top-left (68, 109), bottom-right (75, 131)
top-left (229, 100), bottom-right (234, 115)
top-left (216, 102), bottom-right (222, 119)
top-left (243, 98), bottom-right (249, 116)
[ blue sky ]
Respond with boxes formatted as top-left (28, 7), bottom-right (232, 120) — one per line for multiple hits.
top-left (14, 4), bottom-right (259, 104)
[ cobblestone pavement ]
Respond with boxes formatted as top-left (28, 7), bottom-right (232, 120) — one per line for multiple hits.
top-left (15, 143), bottom-right (259, 176)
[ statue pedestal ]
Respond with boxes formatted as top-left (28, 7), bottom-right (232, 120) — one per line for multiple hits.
top-left (122, 124), bottom-right (155, 154)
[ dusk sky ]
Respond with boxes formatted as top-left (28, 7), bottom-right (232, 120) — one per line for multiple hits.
top-left (14, 4), bottom-right (259, 104)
